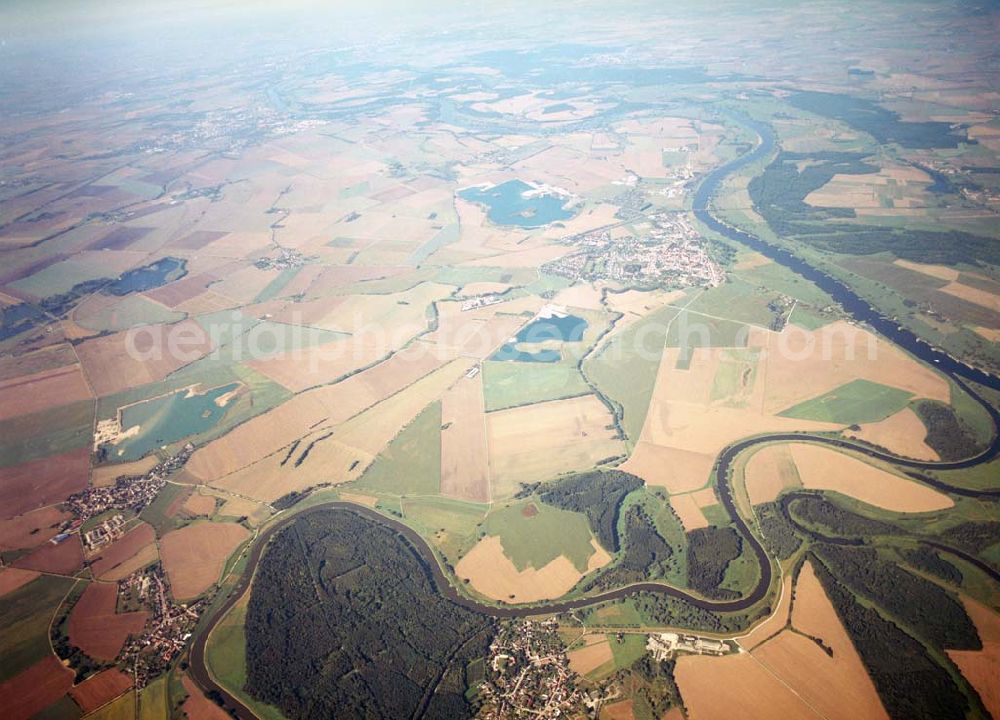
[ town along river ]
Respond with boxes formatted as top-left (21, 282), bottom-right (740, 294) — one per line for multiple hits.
top-left (188, 117), bottom-right (1000, 720)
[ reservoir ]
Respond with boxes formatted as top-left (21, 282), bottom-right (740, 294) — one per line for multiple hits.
top-left (459, 180), bottom-right (576, 228)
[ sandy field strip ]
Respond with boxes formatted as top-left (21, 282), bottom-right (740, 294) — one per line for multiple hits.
top-left (76, 319), bottom-right (214, 397)
top-left (760, 321), bottom-right (950, 414)
top-left (788, 443), bottom-right (952, 512)
top-left (743, 444), bottom-right (801, 506)
top-left (182, 492), bottom-right (217, 516)
top-left (69, 668), bottom-right (133, 714)
top-left (13, 536), bottom-right (83, 575)
top-left (68, 582), bottom-right (149, 662)
top-left (740, 573), bottom-right (794, 650)
top-left (92, 457), bottom-right (159, 488)
top-left (676, 651), bottom-right (822, 720)
top-left (0, 507), bottom-right (73, 550)
top-left (440, 373), bottom-right (490, 502)
top-left (246, 334), bottom-right (387, 392)
top-left (0, 568), bottom-right (41, 598)
top-left (893, 259), bottom-right (960, 282)
top-left (486, 394), bottom-right (625, 498)
top-left (181, 675), bottom-right (232, 720)
top-left (845, 407), bottom-right (939, 461)
top-left (100, 544), bottom-right (159, 582)
top-left (0, 364), bottom-right (93, 423)
top-left (761, 561), bottom-right (890, 720)
top-left (947, 597), bottom-right (1000, 720)
top-left (89, 522), bottom-right (157, 579)
top-left (939, 281), bottom-right (1000, 313)
top-left (670, 493), bottom-right (709, 531)
top-left (160, 521), bottom-right (249, 600)
top-left (455, 535), bottom-right (584, 603)
top-left (0, 448), bottom-right (90, 520)
top-left (622, 444), bottom-right (716, 495)
top-left (0, 655), bottom-right (75, 720)
top-left (567, 634), bottom-right (614, 675)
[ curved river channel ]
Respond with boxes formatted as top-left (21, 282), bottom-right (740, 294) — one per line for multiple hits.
top-left (189, 116), bottom-right (1000, 719)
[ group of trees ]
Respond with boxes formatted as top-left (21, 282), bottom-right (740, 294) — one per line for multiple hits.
top-left (583, 505), bottom-right (677, 592)
top-left (912, 400), bottom-right (984, 461)
top-left (245, 511), bottom-right (493, 720)
top-left (686, 526), bottom-right (742, 600)
top-left (539, 469), bottom-right (643, 552)
top-left (784, 493), bottom-right (903, 539)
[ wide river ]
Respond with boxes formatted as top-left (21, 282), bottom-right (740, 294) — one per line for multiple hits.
top-left (189, 115), bottom-right (1000, 720)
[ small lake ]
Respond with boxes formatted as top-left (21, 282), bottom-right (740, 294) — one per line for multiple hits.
top-left (110, 382), bottom-right (239, 461)
top-left (459, 180), bottom-right (576, 228)
top-left (490, 314), bottom-right (588, 363)
top-left (106, 256), bottom-right (186, 295)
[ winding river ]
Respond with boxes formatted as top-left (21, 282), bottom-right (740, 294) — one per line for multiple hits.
top-left (188, 115), bottom-right (1000, 719)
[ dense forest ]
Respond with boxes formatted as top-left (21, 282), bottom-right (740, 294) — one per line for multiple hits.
top-left (899, 546), bottom-right (963, 586)
top-left (686, 526), bottom-right (742, 600)
top-left (539, 469), bottom-right (643, 552)
top-left (245, 510), bottom-right (493, 720)
top-left (755, 501), bottom-right (802, 561)
top-left (784, 494), bottom-right (903, 538)
top-left (748, 151), bottom-right (999, 265)
top-left (813, 544), bottom-right (980, 651)
top-left (810, 558), bottom-right (971, 720)
top-left (583, 504), bottom-right (677, 591)
top-left (912, 400), bottom-right (984, 460)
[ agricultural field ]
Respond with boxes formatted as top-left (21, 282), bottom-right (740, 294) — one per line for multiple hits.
top-left (0, 2), bottom-right (998, 719)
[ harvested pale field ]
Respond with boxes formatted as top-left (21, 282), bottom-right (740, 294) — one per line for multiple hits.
top-left (553, 283), bottom-right (606, 310)
top-left (744, 444), bottom-right (801, 505)
top-left (0, 364), bottom-right (92, 423)
top-left (441, 373), bottom-right (490, 502)
top-left (455, 535), bottom-right (584, 603)
top-left (845, 407), bottom-right (939, 461)
top-left (211, 359), bottom-right (470, 502)
top-left (487, 395), bottom-right (625, 498)
top-left (734, 253), bottom-right (773, 270)
top-left (974, 326), bottom-right (1000, 342)
top-left (622, 444), bottom-right (713, 494)
top-left (0, 448), bottom-right (90, 520)
top-left (760, 321), bottom-right (950, 413)
top-left (0, 655), bottom-right (74, 720)
top-left (940, 281), bottom-right (1000, 313)
top-left (246, 335), bottom-right (388, 392)
top-left (185, 344), bottom-right (454, 483)
top-left (425, 310), bottom-right (526, 360)
top-left (758, 561), bottom-right (890, 720)
top-left (209, 266), bottom-right (282, 304)
top-left (182, 492), bottom-right (217, 516)
top-left (893, 259), bottom-right (960, 281)
top-left (0, 568), bottom-right (40, 598)
top-left (181, 675), bottom-right (231, 720)
top-left (458, 281), bottom-right (513, 296)
top-left (69, 668), bottom-right (133, 714)
top-left (173, 290), bottom-right (239, 315)
top-left (0, 507), bottom-right (72, 550)
top-left (670, 493), bottom-right (709, 531)
top-left (68, 582), bottom-right (148, 662)
top-left (789, 443), bottom-right (952, 512)
top-left (676, 652), bottom-right (822, 720)
top-left (603, 699), bottom-right (636, 720)
top-left (461, 244), bottom-right (575, 268)
top-left (76, 320), bottom-right (214, 396)
top-left (92, 456), bottom-right (159, 487)
top-left (947, 597), bottom-right (1000, 720)
top-left (604, 288), bottom-right (684, 320)
top-left (14, 536), bottom-right (83, 575)
top-left (338, 492), bottom-right (379, 507)
top-left (741, 573), bottom-right (793, 650)
top-left (100, 543), bottom-right (159, 581)
top-left (215, 495), bottom-right (271, 525)
top-left (89, 523), bottom-right (156, 579)
top-left (568, 635), bottom-right (614, 675)
top-left (160, 522), bottom-right (249, 600)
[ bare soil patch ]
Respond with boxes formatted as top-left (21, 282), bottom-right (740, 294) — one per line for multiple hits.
top-left (160, 522), bottom-right (249, 600)
top-left (0, 655), bottom-right (74, 720)
top-left (68, 581), bottom-right (149, 662)
top-left (69, 668), bottom-right (132, 713)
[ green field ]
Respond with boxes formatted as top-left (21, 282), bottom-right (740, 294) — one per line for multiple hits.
top-left (86, 691), bottom-right (135, 720)
top-left (0, 399), bottom-right (94, 468)
top-left (586, 304), bottom-right (679, 443)
top-left (77, 294), bottom-right (184, 333)
top-left (735, 261), bottom-right (836, 309)
top-left (483, 500), bottom-right (596, 573)
top-left (685, 278), bottom-right (783, 328)
top-left (254, 267), bottom-right (301, 303)
top-left (481, 360), bottom-right (590, 411)
top-left (609, 633), bottom-right (648, 669)
top-left (0, 575), bottom-right (75, 683)
top-left (400, 496), bottom-right (488, 562)
top-left (138, 676), bottom-right (167, 720)
top-left (709, 348), bottom-right (760, 407)
top-left (665, 309), bottom-right (749, 349)
top-left (778, 378), bottom-right (914, 424)
top-left (354, 402), bottom-right (441, 496)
